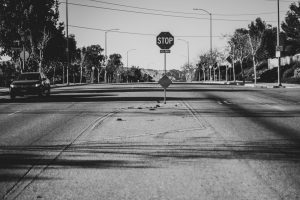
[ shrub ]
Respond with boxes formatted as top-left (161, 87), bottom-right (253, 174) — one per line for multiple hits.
top-left (282, 67), bottom-right (294, 79)
top-left (259, 68), bottom-right (278, 82)
top-left (282, 77), bottom-right (300, 84)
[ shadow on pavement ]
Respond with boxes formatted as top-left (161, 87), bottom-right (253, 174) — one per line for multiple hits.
top-left (204, 92), bottom-right (300, 143)
top-left (0, 86), bottom-right (255, 103)
top-left (1, 138), bottom-right (300, 174)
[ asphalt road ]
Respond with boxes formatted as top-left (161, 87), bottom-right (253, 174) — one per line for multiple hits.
top-left (0, 83), bottom-right (300, 200)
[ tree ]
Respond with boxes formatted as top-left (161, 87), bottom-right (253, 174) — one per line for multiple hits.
top-left (248, 18), bottom-right (267, 84)
top-left (106, 53), bottom-right (123, 83)
top-left (83, 45), bottom-right (104, 83)
top-left (166, 69), bottom-right (182, 81)
top-left (79, 47), bottom-right (86, 83)
top-left (127, 66), bottom-right (142, 82)
top-left (181, 63), bottom-right (195, 82)
top-left (229, 29), bottom-right (251, 84)
top-left (0, 0), bottom-right (60, 71)
top-left (282, 2), bottom-right (300, 55)
top-left (197, 52), bottom-right (210, 81)
top-left (43, 31), bottom-right (78, 83)
top-left (260, 27), bottom-right (277, 59)
top-left (197, 49), bottom-right (224, 81)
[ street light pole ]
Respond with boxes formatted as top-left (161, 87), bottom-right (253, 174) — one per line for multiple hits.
top-left (104, 28), bottom-right (119, 83)
top-left (127, 49), bottom-right (136, 68)
top-left (66, 0), bottom-right (69, 85)
top-left (105, 28), bottom-right (119, 58)
top-left (277, 0), bottom-right (282, 87)
top-left (194, 8), bottom-right (212, 74)
top-left (126, 49), bottom-right (136, 83)
top-left (178, 39), bottom-right (190, 68)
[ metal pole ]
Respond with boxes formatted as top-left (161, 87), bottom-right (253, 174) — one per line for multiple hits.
top-left (232, 47), bottom-right (236, 82)
top-left (105, 32), bottom-right (107, 59)
top-left (178, 39), bottom-right (189, 67)
top-left (23, 45), bottom-right (25, 72)
top-left (187, 42), bottom-right (190, 68)
top-left (39, 48), bottom-right (42, 72)
top-left (218, 65), bottom-right (221, 81)
top-left (164, 52), bottom-right (166, 104)
top-left (277, 0), bottom-right (282, 87)
top-left (127, 51), bottom-right (128, 68)
top-left (105, 31), bottom-right (107, 83)
top-left (126, 49), bottom-right (136, 68)
top-left (104, 29), bottom-right (119, 83)
top-left (226, 66), bottom-right (228, 82)
top-left (210, 13), bottom-right (212, 70)
top-left (193, 8), bottom-right (213, 76)
top-left (66, 0), bottom-right (69, 85)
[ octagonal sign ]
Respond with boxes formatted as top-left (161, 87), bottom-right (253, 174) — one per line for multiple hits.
top-left (156, 32), bottom-right (174, 49)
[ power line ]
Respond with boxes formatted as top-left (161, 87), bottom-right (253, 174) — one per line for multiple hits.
top-left (69, 25), bottom-right (155, 36)
top-left (86, 0), bottom-right (285, 16)
top-left (69, 24), bottom-right (226, 38)
top-left (66, 2), bottom-right (208, 20)
top-left (87, 0), bottom-right (202, 16)
top-left (65, 2), bottom-right (276, 22)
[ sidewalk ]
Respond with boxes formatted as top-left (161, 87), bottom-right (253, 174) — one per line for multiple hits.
top-left (191, 81), bottom-right (300, 89)
top-left (244, 82), bottom-right (300, 89)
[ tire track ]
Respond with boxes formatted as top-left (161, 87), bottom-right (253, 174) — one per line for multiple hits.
top-left (182, 99), bottom-right (285, 200)
top-left (3, 109), bottom-right (121, 200)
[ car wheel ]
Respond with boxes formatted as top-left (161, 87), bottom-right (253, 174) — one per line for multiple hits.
top-left (10, 93), bottom-right (16, 100)
top-left (46, 89), bottom-right (50, 97)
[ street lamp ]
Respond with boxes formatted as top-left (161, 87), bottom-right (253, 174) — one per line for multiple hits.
top-left (126, 49), bottom-right (136, 83)
top-left (104, 28), bottom-right (119, 83)
top-left (19, 31), bottom-right (26, 72)
top-left (105, 28), bottom-right (119, 59)
top-left (193, 8), bottom-right (212, 72)
top-left (127, 49), bottom-right (136, 68)
top-left (66, 0), bottom-right (69, 85)
top-left (276, 0), bottom-right (282, 87)
top-left (92, 66), bottom-right (95, 83)
top-left (178, 39), bottom-right (190, 68)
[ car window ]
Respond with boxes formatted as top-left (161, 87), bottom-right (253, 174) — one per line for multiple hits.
top-left (18, 73), bottom-right (41, 80)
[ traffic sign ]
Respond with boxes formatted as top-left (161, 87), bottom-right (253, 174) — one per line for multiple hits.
top-left (156, 32), bottom-right (174, 49)
top-left (276, 46), bottom-right (283, 51)
top-left (276, 51), bottom-right (281, 58)
top-left (160, 49), bottom-right (171, 53)
top-left (158, 75), bottom-right (172, 89)
top-left (20, 51), bottom-right (29, 61)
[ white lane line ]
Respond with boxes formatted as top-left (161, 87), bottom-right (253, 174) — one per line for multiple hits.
top-left (8, 111), bottom-right (20, 116)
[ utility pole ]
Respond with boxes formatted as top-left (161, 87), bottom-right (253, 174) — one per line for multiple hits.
top-left (66, 0), bottom-right (69, 85)
top-left (178, 39), bottom-right (190, 68)
top-left (104, 28), bottom-right (119, 83)
top-left (194, 8), bottom-right (212, 75)
top-left (276, 0), bottom-right (282, 87)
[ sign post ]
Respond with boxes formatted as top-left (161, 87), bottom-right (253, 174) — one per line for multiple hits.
top-left (156, 32), bottom-right (174, 104)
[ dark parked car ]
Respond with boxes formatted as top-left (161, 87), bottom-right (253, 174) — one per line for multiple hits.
top-left (9, 72), bottom-right (50, 99)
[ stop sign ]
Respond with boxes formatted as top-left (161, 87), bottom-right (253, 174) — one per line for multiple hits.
top-left (156, 32), bottom-right (174, 49)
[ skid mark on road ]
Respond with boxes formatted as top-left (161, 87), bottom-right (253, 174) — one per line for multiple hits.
top-left (2, 109), bottom-right (121, 200)
top-left (182, 99), bottom-right (290, 199)
top-left (217, 100), bottom-right (233, 105)
top-left (7, 111), bottom-right (21, 116)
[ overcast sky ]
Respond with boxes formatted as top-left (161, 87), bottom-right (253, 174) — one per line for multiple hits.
top-left (46, 1), bottom-right (300, 70)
